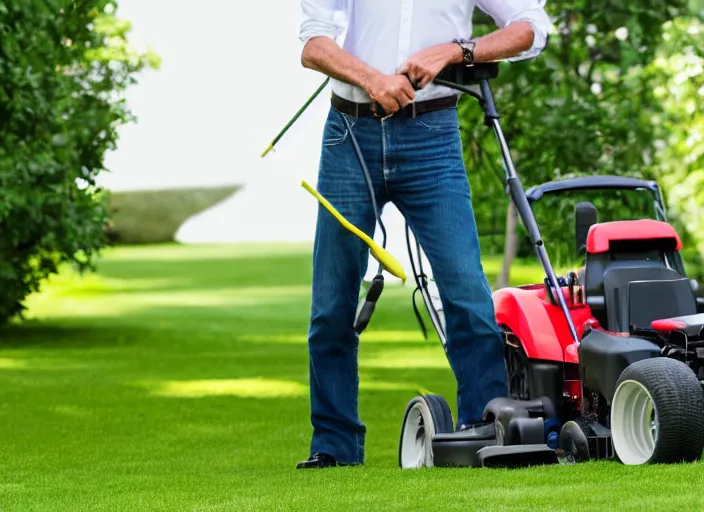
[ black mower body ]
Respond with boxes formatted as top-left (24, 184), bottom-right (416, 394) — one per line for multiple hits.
top-left (579, 329), bottom-right (661, 403)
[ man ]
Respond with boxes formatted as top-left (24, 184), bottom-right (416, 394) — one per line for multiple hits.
top-left (297, 0), bottom-right (552, 469)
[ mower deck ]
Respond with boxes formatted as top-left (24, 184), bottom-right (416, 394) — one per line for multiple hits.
top-left (432, 430), bottom-right (558, 468)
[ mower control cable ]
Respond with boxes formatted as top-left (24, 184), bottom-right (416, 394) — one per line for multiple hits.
top-left (338, 113), bottom-right (389, 335)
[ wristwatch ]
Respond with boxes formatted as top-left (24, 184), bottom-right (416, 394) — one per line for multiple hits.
top-left (453, 39), bottom-right (476, 67)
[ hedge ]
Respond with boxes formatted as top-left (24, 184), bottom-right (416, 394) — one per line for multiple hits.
top-left (106, 186), bottom-right (239, 244)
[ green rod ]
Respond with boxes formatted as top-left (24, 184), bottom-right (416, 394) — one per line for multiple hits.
top-left (261, 77), bottom-right (330, 157)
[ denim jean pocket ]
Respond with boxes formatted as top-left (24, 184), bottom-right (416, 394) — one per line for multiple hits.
top-left (323, 110), bottom-right (357, 147)
top-left (413, 107), bottom-right (459, 131)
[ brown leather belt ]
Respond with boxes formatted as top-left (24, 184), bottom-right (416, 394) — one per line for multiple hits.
top-left (331, 92), bottom-right (458, 119)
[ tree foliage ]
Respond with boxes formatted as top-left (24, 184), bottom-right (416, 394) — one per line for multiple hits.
top-left (648, 15), bottom-right (704, 262)
top-left (462, 0), bottom-right (704, 281)
top-left (0, 0), bottom-right (156, 324)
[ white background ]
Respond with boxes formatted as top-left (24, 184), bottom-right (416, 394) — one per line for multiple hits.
top-left (101, 0), bottom-right (428, 282)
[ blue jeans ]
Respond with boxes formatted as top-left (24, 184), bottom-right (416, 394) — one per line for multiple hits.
top-left (307, 104), bottom-right (508, 464)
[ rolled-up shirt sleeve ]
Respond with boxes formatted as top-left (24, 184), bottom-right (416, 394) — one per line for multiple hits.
top-left (477, 0), bottom-right (553, 61)
top-left (299, 0), bottom-right (347, 44)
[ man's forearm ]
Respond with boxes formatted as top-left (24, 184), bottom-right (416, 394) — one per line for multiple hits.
top-left (301, 36), bottom-right (381, 92)
top-left (474, 22), bottom-right (536, 62)
top-left (442, 21), bottom-right (537, 65)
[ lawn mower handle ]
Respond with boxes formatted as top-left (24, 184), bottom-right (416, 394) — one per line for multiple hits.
top-left (433, 66), bottom-right (581, 345)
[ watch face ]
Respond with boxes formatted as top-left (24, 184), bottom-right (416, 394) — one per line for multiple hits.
top-left (462, 42), bottom-right (475, 64)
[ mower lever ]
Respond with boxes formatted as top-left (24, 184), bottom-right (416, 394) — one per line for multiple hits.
top-left (567, 271), bottom-right (581, 307)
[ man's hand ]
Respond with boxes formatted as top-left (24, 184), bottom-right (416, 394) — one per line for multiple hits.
top-left (397, 43), bottom-right (462, 89)
top-left (363, 73), bottom-right (416, 115)
top-left (302, 37), bottom-right (416, 115)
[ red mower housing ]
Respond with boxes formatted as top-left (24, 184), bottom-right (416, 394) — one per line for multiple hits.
top-left (492, 212), bottom-right (701, 420)
top-left (494, 219), bottom-right (684, 362)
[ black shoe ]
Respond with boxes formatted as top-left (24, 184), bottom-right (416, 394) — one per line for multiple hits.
top-left (296, 453), bottom-right (343, 469)
top-left (457, 421), bottom-right (496, 438)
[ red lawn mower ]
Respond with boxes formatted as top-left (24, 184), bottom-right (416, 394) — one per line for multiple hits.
top-left (399, 62), bottom-right (704, 469)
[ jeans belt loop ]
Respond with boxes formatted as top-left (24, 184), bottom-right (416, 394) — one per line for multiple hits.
top-left (412, 101), bottom-right (417, 119)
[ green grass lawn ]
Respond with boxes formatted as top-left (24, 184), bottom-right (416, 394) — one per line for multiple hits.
top-left (1, 243), bottom-right (704, 511)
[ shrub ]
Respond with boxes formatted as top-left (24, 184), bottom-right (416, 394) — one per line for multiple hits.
top-left (0, 1), bottom-right (157, 324)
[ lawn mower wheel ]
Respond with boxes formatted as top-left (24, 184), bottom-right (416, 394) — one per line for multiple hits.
top-left (398, 394), bottom-right (454, 468)
top-left (610, 357), bottom-right (704, 465)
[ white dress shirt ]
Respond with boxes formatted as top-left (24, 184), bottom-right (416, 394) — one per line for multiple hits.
top-left (299, 0), bottom-right (553, 103)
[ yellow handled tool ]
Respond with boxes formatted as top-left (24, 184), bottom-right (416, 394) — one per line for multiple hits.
top-left (301, 180), bottom-right (407, 282)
